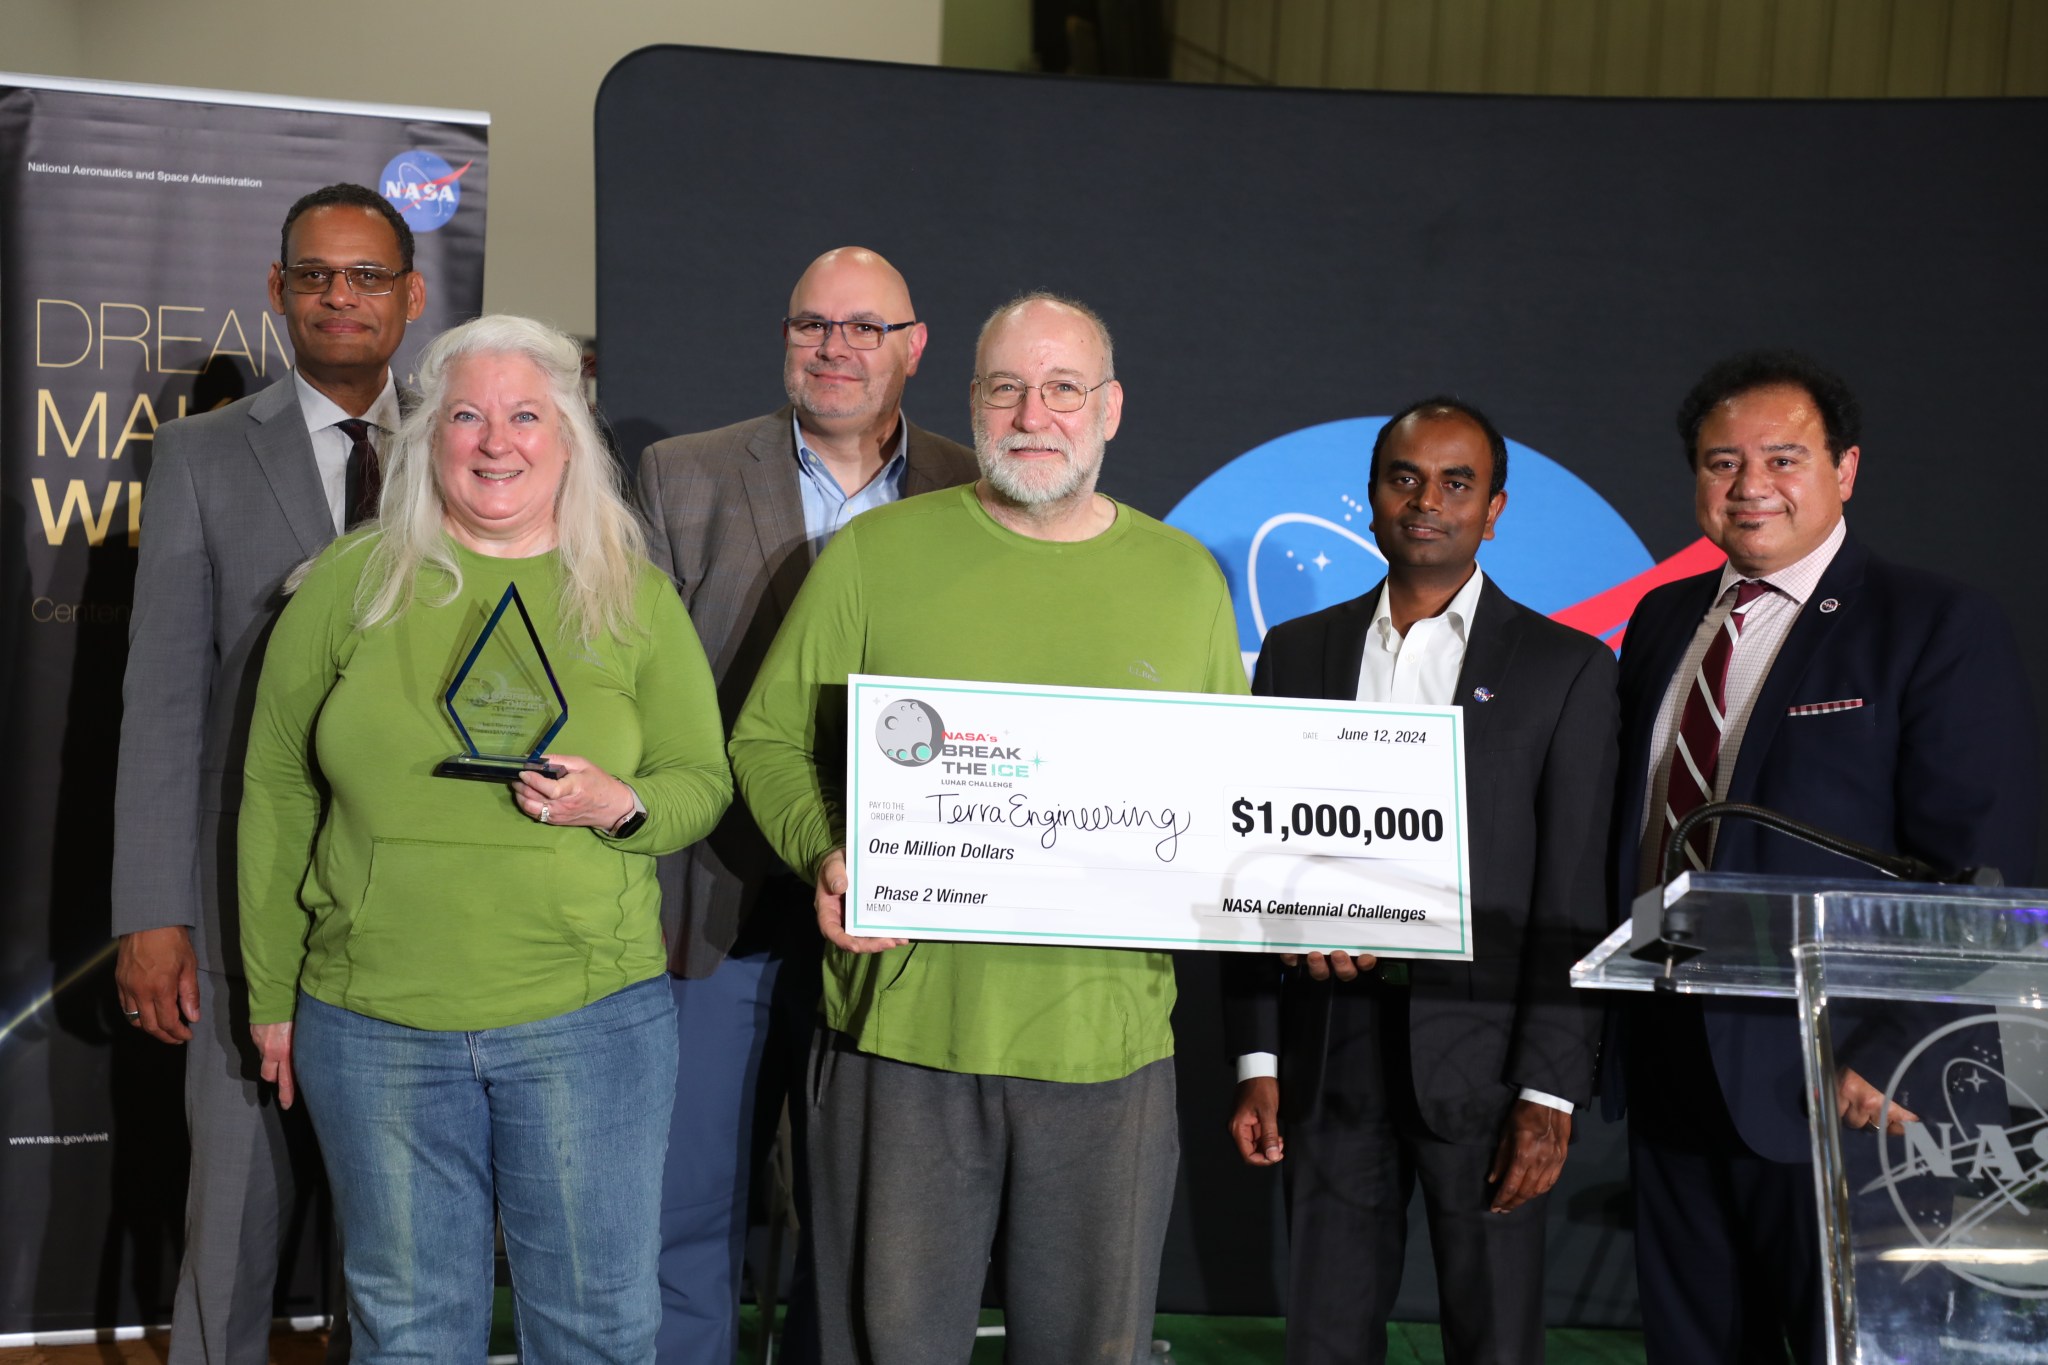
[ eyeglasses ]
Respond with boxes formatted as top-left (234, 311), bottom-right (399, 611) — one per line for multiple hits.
top-left (782, 317), bottom-right (917, 350)
top-left (973, 376), bottom-right (1112, 413)
top-left (281, 265), bottom-right (409, 296)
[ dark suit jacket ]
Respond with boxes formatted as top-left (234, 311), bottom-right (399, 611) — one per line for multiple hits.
top-left (1605, 533), bottom-right (2040, 1162)
top-left (636, 406), bottom-right (977, 976)
top-left (112, 378), bottom-right (341, 975)
top-left (1222, 576), bottom-right (1620, 1143)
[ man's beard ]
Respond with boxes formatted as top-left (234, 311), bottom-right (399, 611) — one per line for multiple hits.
top-left (974, 414), bottom-right (1105, 507)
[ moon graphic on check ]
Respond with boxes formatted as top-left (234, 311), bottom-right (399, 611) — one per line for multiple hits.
top-left (876, 699), bottom-right (945, 766)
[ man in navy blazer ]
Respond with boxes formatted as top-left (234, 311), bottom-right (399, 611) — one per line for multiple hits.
top-left (1608, 350), bottom-right (2039, 1363)
top-left (1224, 398), bottom-right (1618, 1364)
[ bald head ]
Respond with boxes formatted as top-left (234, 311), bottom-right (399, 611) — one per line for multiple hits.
top-left (783, 245), bottom-right (927, 438)
top-left (974, 292), bottom-right (1115, 381)
top-left (789, 246), bottom-right (916, 320)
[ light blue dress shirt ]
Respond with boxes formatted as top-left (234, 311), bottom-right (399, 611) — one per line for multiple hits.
top-left (792, 415), bottom-right (910, 554)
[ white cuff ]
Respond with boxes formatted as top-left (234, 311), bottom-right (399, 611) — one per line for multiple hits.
top-left (1518, 1087), bottom-right (1574, 1114)
top-left (1236, 1052), bottom-right (1279, 1083)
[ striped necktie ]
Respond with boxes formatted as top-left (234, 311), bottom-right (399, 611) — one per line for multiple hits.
top-left (1662, 578), bottom-right (1772, 874)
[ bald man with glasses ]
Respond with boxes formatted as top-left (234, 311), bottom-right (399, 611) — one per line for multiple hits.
top-left (634, 246), bottom-right (975, 1365)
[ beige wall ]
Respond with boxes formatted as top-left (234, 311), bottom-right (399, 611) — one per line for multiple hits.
top-left (5, 0), bottom-right (945, 335)
top-left (941, 0), bottom-right (1035, 70)
top-left (1172, 0), bottom-right (2048, 95)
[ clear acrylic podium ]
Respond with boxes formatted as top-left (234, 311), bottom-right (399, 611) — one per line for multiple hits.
top-left (1575, 871), bottom-right (2048, 1363)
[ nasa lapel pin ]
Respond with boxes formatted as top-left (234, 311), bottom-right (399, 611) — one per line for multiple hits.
top-left (1819, 598), bottom-right (1840, 614)
top-left (1472, 686), bottom-right (1494, 703)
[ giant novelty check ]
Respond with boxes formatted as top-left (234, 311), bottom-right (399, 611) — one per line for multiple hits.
top-left (845, 675), bottom-right (1472, 958)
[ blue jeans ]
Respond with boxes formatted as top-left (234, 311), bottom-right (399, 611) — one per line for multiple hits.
top-left (295, 978), bottom-right (677, 1365)
top-left (658, 935), bottom-right (819, 1365)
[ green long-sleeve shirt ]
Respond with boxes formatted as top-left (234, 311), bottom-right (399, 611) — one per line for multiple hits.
top-left (239, 533), bottom-right (732, 1030)
top-left (729, 485), bottom-right (1248, 1082)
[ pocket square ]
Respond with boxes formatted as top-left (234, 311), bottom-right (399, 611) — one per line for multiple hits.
top-left (1787, 698), bottom-right (1864, 716)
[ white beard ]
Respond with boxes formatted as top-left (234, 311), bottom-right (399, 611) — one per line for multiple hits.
top-left (974, 419), bottom-right (1104, 507)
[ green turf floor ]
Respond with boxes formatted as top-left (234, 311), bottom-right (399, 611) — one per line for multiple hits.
top-left (729, 1306), bottom-right (1649, 1364)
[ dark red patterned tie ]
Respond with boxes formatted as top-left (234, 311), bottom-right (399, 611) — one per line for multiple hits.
top-left (337, 418), bottom-right (381, 528)
top-left (1661, 579), bottom-right (1772, 874)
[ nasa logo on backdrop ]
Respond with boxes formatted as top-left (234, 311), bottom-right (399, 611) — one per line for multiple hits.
top-left (1165, 416), bottom-right (1717, 669)
top-left (876, 699), bottom-right (945, 766)
top-left (378, 149), bottom-right (472, 232)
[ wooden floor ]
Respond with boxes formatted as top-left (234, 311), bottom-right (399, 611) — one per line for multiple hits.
top-left (0, 1330), bottom-right (328, 1365)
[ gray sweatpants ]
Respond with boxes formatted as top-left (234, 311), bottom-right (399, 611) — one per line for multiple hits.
top-left (804, 1030), bottom-right (1177, 1365)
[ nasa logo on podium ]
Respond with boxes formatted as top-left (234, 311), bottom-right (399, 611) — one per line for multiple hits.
top-left (1865, 1011), bottom-right (2048, 1299)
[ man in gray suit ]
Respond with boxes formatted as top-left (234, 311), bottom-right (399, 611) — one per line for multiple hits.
top-left (112, 182), bottom-right (424, 1365)
top-left (635, 246), bottom-right (976, 1364)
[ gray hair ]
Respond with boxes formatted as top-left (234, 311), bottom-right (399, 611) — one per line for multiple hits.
top-left (344, 313), bottom-right (648, 644)
top-left (974, 291), bottom-right (1116, 381)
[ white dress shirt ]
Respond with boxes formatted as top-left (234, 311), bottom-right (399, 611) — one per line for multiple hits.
top-left (1239, 567), bottom-right (1572, 1114)
top-left (294, 370), bottom-right (401, 533)
top-left (1634, 517), bottom-right (1848, 893)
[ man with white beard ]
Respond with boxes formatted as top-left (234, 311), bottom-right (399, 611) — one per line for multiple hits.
top-left (730, 292), bottom-right (1247, 1365)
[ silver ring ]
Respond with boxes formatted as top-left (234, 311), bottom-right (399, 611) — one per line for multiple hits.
top-left (539, 803), bottom-right (551, 825)
top-left (122, 1008), bottom-right (142, 1019)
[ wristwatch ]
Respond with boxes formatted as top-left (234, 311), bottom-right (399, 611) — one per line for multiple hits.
top-left (606, 785), bottom-right (648, 840)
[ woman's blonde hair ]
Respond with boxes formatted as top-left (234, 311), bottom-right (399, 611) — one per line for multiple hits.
top-left (340, 314), bottom-right (647, 643)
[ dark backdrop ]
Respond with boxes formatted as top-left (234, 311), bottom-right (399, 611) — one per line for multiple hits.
top-left (595, 45), bottom-right (2047, 1325)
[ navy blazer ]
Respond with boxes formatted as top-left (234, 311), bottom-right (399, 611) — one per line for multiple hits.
top-left (1222, 576), bottom-right (1619, 1143)
top-left (1606, 533), bottom-right (2040, 1161)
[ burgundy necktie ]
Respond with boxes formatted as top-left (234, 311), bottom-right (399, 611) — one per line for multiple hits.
top-left (1661, 579), bottom-right (1772, 874)
top-left (337, 418), bottom-right (381, 529)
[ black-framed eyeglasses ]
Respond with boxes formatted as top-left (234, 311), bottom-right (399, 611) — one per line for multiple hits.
top-left (782, 316), bottom-right (918, 350)
top-left (973, 376), bottom-right (1112, 413)
top-left (281, 265), bottom-right (410, 296)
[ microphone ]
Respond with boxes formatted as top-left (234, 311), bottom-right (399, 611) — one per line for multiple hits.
top-left (1633, 801), bottom-right (2005, 986)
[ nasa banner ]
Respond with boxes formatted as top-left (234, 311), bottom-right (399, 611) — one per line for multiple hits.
top-left (596, 47), bottom-right (2048, 1327)
top-left (0, 74), bottom-right (486, 1337)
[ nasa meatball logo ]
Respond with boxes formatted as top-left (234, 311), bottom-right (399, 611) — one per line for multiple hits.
top-left (876, 699), bottom-right (945, 766)
top-left (379, 149), bottom-right (473, 233)
top-left (1865, 1010), bottom-right (2048, 1299)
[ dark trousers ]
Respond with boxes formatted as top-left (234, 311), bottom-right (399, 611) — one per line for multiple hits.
top-left (170, 967), bottom-right (346, 1365)
top-left (805, 1032), bottom-right (1178, 1365)
top-left (1284, 983), bottom-right (1547, 1365)
top-left (1625, 997), bottom-right (1825, 1365)
top-left (657, 888), bottom-right (821, 1365)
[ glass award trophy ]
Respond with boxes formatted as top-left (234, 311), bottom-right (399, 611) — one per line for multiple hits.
top-left (433, 583), bottom-right (569, 782)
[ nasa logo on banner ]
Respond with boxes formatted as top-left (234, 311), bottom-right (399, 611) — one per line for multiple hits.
top-left (379, 148), bottom-right (473, 232)
top-left (1166, 416), bottom-right (1717, 667)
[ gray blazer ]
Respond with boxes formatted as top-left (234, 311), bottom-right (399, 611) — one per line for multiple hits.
top-left (636, 405), bottom-right (977, 975)
top-left (111, 377), bottom-right (341, 975)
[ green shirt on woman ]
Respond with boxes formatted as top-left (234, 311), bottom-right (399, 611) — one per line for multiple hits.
top-left (239, 534), bottom-right (731, 1031)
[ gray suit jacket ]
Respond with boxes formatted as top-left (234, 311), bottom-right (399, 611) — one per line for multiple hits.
top-left (112, 378), bottom-right (342, 975)
top-left (636, 405), bottom-right (977, 976)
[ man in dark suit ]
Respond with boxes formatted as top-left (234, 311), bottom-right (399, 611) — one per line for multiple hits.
top-left (111, 183), bottom-right (424, 1364)
top-left (1608, 350), bottom-right (2039, 1363)
top-left (1225, 397), bottom-right (1618, 1365)
top-left (634, 246), bottom-right (976, 1365)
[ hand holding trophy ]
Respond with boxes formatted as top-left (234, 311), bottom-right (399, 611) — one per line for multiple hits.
top-left (435, 582), bottom-right (569, 781)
